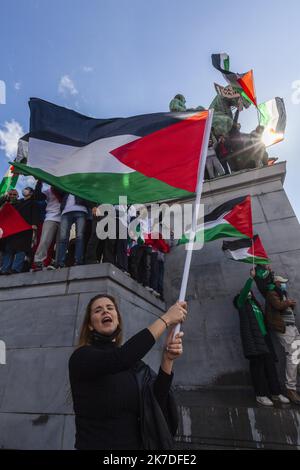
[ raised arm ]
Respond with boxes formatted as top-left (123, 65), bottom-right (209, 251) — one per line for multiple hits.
top-left (69, 301), bottom-right (187, 380)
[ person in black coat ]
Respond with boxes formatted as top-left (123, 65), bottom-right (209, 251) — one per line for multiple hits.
top-left (233, 269), bottom-right (289, 407)
top-left (69, 294), bottom-right (187, 450)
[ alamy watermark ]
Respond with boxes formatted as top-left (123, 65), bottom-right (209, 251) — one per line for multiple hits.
top-left (0, 80), bottom-right (6, 104)
top-left (94, 196), bottom-right (205, 251)
top-left (0, 340), bottom-right (6, 365)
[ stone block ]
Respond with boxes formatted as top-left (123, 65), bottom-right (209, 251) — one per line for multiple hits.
top-left (0, 348), bottom-right (73, 414)
top-left (0, 295), bottom-right (78, 348)
top-left (253, 218), bottom-right (300, 254)
top-left (0, 412), bottom-right (64, 450)
top-left (258, 190), bottom-right (295, 221)
top-left (0, 268), bottom-right (69, 290)
top-left (62, 414), bottom-right (76, 450)
top-left (0, 283), bottom-right (67, 301)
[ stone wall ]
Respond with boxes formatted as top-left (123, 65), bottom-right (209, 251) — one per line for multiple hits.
top-left (0, 264), bottom-right (166, 449)
top-left (164, 162), bottom-right (300, 387)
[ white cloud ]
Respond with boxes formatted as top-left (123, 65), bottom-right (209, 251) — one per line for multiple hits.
top-left (14, 82), bottom-right (21, 91)
top-left (0, 120), bottom-right (24, 159)
top-left (58, 75), bottom-right (78, 96)
top-left (83, 66), bottom-right (94, 73)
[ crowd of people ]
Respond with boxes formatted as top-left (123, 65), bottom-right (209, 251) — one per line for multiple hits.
top-left (204, 124), bottom-right (270, 180)
top-left (0, 182), bottom-right (171, 301)
top-left (234, 265), bottom-right (300, 406)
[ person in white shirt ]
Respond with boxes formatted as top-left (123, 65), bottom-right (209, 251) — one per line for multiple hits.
top-left (56, 193), bottom-right (90, 267)
top-left (33, 184), bottom-right (62, 270)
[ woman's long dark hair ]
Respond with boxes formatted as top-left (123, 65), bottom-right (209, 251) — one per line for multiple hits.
top-left (78, 294), bottom-right (123, 347)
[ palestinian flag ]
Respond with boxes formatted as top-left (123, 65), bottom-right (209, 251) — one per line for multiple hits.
top-left (0, 203), bottom-right (32, 239)
top-left (0, 165), bottom-right (19, 197)
top-left (12, 98), bottom-right (212, 205)
top-left (178, 195), bottom-right (253, 244)
top-left (211, 53), bottom-right (257, 106)
top-left (211, 53), bottom-right (230, 72)
top-left (258, 97), bottom-right (286, 146)
top-left (222, 235), bottom-right (269, 264)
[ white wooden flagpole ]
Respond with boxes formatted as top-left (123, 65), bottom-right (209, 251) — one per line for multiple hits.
top-left (174, 109), bottom-right (214, 336)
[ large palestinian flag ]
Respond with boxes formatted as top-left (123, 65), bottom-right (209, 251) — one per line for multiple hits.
top-left (0, 203), bottom-right (32, 239)
top-left (222, 235), bottom-right (269, 264)
top-left (211, 53), bottom-right (257, 106)
top-left (12, 98), bottom-right (212, 205)
top-left (178, 195), bottom-right (253, 244)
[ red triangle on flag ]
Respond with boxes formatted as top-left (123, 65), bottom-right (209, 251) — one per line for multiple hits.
top-left (237, 70), bottom-right (257, 106)
top-left (223, 195), bottom-right (253, 238)
top-left (0, 203), bottom-right (32, 239)
top-left (110, 111), bottom-right (209, 193)
top-left (248, 235), bottom-right (268, 259)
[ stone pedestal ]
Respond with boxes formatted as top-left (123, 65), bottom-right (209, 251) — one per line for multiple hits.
top-left (1, 163), bottom-right (300, 449)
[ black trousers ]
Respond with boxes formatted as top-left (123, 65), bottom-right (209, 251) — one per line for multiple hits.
top-left (150, 252), bottom-right (159, 292)
top-left (249, 354), bottom-right (281, 396)
top-left (115, 239), bottom-right (128, 272)
top-left (85, 218), bottom-right (116, 264)
top-left (130, 245), bottom-right (151, 286)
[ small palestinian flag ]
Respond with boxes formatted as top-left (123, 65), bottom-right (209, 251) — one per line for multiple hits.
top-left (211, 53), bottom-right (257, 106)
top-left (178, 195), bottom-right (253, 244)
top-left (222, 235), bottom-right (269, 264)
top-left (0, 165), bottom-right (19, 197)
top-left (12, 98), bottom-right (212, 205)
top-left (211, 53), bottom-right (230, 72)
top-left (258, 97), bottom-right (286, 146)
top-left (0, 203), bottom-right (32, 239)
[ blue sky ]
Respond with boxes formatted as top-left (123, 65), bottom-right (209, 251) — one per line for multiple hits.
top-left (0, 0), bottom-right (299, 219)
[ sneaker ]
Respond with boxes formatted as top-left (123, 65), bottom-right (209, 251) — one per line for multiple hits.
top-left (271, 394), bottom-right (290, 404)
top-left (286, 389), bottom-right (300, 405)
top-left (256, 396), bottom-right (274, 407)
top-left (46, 264), bottom-right (56, 270)
top-left (31, 263), bottom-right (43, 272)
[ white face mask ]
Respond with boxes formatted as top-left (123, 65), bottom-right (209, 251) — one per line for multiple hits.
top-left (280, 283), bottom-right (287, 291)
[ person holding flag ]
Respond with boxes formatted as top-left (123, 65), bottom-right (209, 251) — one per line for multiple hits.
top-left (265, 275), bottom-right (300, 405)
top-left (69, 294), bottom-right (187, 450)
top-left (233, 269), bottom-right (290, 406)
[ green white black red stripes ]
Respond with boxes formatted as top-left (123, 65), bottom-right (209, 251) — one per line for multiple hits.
top-left (13, 98), bottom-right (211, 204)
top-left (222, 235), bottom-right (269, 264)
top-left (178, 195), bottom-right (253, 244)
top-left (211, 53), bottom-right (230, 72)
top-left (211, 53), bottom-right (257, 106)
top-left (0, 165), bottom-right (18, 197)
top-left (259, 98), bottom-right (286, 132)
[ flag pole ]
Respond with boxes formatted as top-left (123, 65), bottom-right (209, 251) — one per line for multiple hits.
top-left (174, 109), bottom-right (214, 336)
